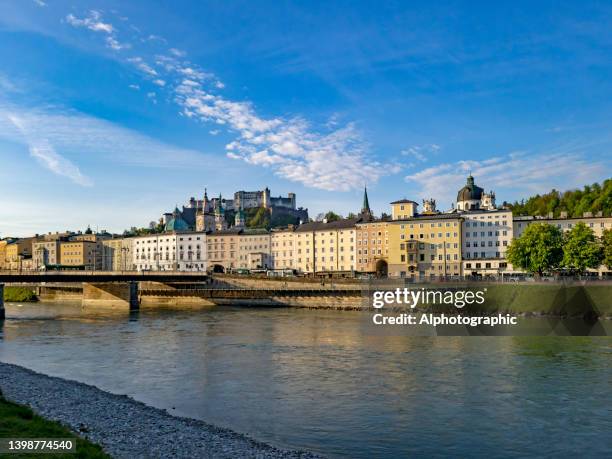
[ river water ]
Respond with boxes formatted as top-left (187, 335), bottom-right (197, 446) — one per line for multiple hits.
top-left (0, 303), bottom-right (610, 458)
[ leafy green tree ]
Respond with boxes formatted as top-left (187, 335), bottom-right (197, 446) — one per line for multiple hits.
top-left (562, 223), bottom-right (603, 274)
top-left (247, 207), bottom-right (271, 229)
top-left (509, 179), bottom-right (612, 217)
top-left (507, 223), bottom-right (563, 276)
top-left (324, 211), bottom-right (342, 222)
top-left (601, 228), bottom-right (612, 270)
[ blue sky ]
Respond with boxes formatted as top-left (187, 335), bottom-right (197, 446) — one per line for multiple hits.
top-left (1, 0), bottom-right (611, 236)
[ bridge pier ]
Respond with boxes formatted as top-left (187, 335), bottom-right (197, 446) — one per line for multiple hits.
top-left (129, 281), bottom-right (139, 311)
top-left (0, 283), bottom-right (4, 320)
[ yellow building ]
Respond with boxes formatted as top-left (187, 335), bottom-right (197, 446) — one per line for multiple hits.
top-left (0, 239), bottom-right (10, 270)
top-left (388, 214), bottom-right (463, 279)
top-left (60, 241), bottom-right (99, 270)
top-left (5, 238), bottom-right (37, 270)
top-left (294, 219), bottom-right (358, 274)
top-left (356, 220), bottom-right (390, 274)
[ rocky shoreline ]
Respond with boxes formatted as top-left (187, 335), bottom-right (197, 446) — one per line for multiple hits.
top-left (0, 362), bottom-right (321, 459)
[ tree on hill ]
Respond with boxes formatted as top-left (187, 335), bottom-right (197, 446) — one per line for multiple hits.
top-left (506, 223), bottom-right (563, 276)
top-left (507, 179), bottom-right (612, 217)
top-left (247, 207), bottom-right (270, 229)
top-left (562, 223), bottom-right (603, 274)
top-left (603, 228), bottom-right (612, 270)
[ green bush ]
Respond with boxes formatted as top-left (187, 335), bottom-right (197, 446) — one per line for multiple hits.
top-left (3, 287), bottom-right (38, 302)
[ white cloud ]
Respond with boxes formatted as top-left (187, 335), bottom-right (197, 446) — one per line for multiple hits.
top-left (209, 129), bottom-right (220, 136)
top-left (66, 11), bottom-right (113, 34)
top-left (127, 57), bottom-right (158, 76)
top-left (0, 104), bottom-right (213, 174)
top-left (128, 84), bottom-right (140, 90)
top-left (169, 48), bottom-right (186, 57)
top-left (7, 114), bottom-right (93, 186)
top-left (401, 144), bottom-right (440, 162)
top-left (61, 9), bottom-right (397, 191)
top-left (405, 152), bottom-right (605, 208)
top-left (105, 36), bottom-right (130, 50)
top-left (33, 0), bottom-right (46, 6)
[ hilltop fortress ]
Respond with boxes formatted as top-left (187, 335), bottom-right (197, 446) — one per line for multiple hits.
top-left (161, 187), bottom-right (309, 232)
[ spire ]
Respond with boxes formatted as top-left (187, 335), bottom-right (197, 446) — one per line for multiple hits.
top-left (361, 186), bottom-right (371, 214)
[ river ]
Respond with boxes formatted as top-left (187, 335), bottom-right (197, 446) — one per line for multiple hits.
top-left (0, 302), bottom-right (610, 458)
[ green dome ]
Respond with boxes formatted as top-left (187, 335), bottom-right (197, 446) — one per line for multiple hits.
top-left (165, 210), bottom-right (190, 231)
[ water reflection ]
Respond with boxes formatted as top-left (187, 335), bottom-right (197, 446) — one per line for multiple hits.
top-left (0, 303), bottom-right (610, 458)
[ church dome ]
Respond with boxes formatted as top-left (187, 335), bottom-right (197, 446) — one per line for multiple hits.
top-left (457, 175), bottom-right (484, 202)
top-left (165, 208), bottom-right (190, 232)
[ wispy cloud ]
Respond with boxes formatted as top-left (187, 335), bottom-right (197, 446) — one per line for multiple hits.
top-left (401, 144), bottom-right (440, 163)
top-left (66, 11), bottom-right (113, 34)
top-left (33, 0), bottom-right (46, 7)
top-left (0, 104), bottom-right (214, 175)
top-left (61, 8), bottom-right (396, 191)
top-left (7, 113), bottom-right (93, 186)
top-left (405, 151), bottom-right (607, 208)
top-left (66, 10), bottom-right (131, 51)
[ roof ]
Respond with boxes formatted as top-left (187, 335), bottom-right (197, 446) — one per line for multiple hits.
top-left (295, 217), bottom-right (362, 232)
top-left (390, 199), bottom-right (418, 205)
top-left (457, 175), bottom-right (484, 202)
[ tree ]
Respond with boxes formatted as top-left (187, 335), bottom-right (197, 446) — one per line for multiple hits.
top-left (506, 223), bottom-right (563, 276)
top-left (603, 228), bottom-right (612, 270)
top-left (323, 211), bottom-right (342, 222)
top-left (562, 223), bottom-right (603, 274)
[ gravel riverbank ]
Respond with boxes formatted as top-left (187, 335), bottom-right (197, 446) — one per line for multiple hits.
top-left (0, 362), bottom-right (321, 459)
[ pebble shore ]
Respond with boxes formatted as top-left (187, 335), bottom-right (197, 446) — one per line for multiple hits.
top-left (0, 362), bottom-right (321, 459)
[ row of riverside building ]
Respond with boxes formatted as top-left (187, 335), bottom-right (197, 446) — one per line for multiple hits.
top-left (2, 175), bottom-right (611, 277)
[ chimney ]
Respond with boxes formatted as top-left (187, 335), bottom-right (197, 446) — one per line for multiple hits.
top-left (560, 211), bottom-right (568, 219)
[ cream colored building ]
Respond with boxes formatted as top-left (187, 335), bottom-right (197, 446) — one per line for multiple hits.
top-left (294, 219), bottom-right (358, 274)
top-left (33, 240), bottom-right (62, 269)
top-left (102, 238), bottom-right (134, 271)
top-left (237, 229), bottom-right (271, 269)
top-left (271, 227), bottom-right (297, 270)
top-left (356, 220), bottom-right (390, 274)
top-left (207, 229), bottom-right (241, 272)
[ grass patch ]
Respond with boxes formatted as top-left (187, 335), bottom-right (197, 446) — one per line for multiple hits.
top-left (0, 391), bottom-right (109, 458)
top-left (3, 287), bottom-right (37, 303)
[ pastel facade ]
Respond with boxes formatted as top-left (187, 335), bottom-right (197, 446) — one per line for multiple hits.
top-left (60, 241), bottom-right (99, 270)
top-left (237, 230), bottom-right (272, 269)
top-left (271, 228), bottom-right (297, 270)
top-left (102, 238), bottom-right (134, 271)
top-left (356, 220), bottom-right (390, 273)
top-left (388, 215), bottom-right (462, 279)
top-left (294, 219), bottom-right (358, 274)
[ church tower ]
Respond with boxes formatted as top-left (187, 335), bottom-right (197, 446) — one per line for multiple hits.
top-left (214, 193), bottom-right (227, 231)
top-left (235, 206), bottom-right (246, 228)
top-left (360, 186), bottom-right (373, 220)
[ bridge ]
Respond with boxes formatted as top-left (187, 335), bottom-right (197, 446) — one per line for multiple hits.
top-left (0, 271), bottom-right (209, 283)
top-left (0, 271), bottom-right (210, 319)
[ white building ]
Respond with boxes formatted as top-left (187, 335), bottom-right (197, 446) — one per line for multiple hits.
top-left (133, 232), bottom-right (207, 272)
top-left (461, 209), bottom-right (513, 275)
